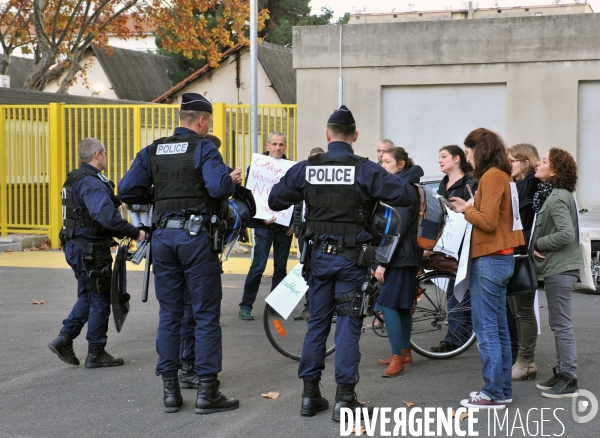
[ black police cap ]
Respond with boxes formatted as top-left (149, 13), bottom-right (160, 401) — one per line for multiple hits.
top-left (180, 93), bottom-right (212, 113)
top-left (327, 105), bottom-right (355, 125)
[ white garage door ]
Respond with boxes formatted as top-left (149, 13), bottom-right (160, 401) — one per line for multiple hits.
top-left (577, 82), bottom-right (600, 210)
top-left (382, 84), bottom-right (506, 178)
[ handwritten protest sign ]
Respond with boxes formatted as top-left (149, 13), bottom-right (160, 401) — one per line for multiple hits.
top-left (246, 153), bottom-right (296, 226)
top-left (433, 209), bottom-right (468, 259)
top-left (265, 263), bottom-right (308, 319)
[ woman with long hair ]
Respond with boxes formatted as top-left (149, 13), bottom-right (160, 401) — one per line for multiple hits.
top-left (506, 144), bottom-right (541, 381)
top-left (532, 148), bottom-right (583, 398)
top-left (375, 146), bottom-right (423, 377)
top-left (430, 145), bottom-right (477, 352)
top-left (452, 128), bottom-right (524, 409)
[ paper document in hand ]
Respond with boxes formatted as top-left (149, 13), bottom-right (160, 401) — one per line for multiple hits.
top-left (265, 263), bottom-right (308, 319)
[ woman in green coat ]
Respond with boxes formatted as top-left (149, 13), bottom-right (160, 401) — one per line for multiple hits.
top-left (530, 148), bottom-right (584, 399)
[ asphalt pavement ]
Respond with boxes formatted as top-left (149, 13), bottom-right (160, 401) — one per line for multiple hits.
top-left (0, 252), bottom-right (599, 438)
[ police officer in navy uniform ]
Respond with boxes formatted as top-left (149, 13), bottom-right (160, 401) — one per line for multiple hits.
top-left (268, 105), bottom-right (414, 421)
top-left (118, 93), bottom-right (241, 414)
top-left (49, 138), bottom-right (145, 368)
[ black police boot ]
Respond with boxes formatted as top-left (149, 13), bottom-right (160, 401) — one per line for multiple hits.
top-left (179, 359), bottom-right (200, 389)
top-left (332, 384), bottom-right (358, 422)
top-left (195, 376), bottom-right (240, 414)
top-left (301, 379), bottom-right (329, 416)
top-left (163, 376), bottom-right (183, 413)
top-left (84, 349), bottom-right (125, 368)
top-left (48, 333), bottom-right (80, 366)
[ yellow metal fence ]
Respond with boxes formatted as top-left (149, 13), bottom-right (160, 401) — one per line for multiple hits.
top-left (0, 103), bottom-right (297, 248)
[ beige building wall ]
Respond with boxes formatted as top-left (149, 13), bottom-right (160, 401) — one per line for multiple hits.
top-left (43, 52), bottom-right (118, 100)
top-left (293, 13), bottom-right (600, 208)
top-left (165, 51), bottom-right (282, 106)
top-left (350, 4), bottom-right (593, 24)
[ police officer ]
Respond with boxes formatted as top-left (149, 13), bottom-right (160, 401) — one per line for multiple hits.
top-left (49, 138), bottom-right (145, 368)
top-left (118, 93), bottom-right (241, 414)
top-left (268, 105), bottom-right (413, 421)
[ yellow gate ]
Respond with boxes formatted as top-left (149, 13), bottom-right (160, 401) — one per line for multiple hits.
top-left (0, 103), bottom-right (297, 248)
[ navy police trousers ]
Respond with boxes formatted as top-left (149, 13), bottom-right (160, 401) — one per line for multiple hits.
top-left (152, 228), bottom-right (223, 378)
top-left (298, 248), bottom-right (368, 385)
top-left (61, 241), bottom-right (113, 352)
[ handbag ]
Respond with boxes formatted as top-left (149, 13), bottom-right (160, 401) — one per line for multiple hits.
top-left (507, 254), bottom-right (537, 296)
top-left (422, 251), bottom-right (458, 273)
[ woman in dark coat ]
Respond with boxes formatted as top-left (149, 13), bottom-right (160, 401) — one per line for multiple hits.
top-left (430, 145), bottom-right (477, 352)
top-left (506, 143), bottom-right (540, 381)
top-left (374, 146), bottom-right (423, 377)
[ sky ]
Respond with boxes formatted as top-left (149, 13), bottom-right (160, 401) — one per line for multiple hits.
top-left (310, 0), bottom-right (600, 19)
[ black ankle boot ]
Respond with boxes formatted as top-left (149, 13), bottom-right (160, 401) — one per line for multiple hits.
top-left (300, 379), bottom-right (329, 416)
top-left (162, 376), bottom-right (183, 413)
top-left (84, 350), bottom-right (124, 368)
top-left (195, 376), bottom-right (239, 414)
top-left (179, 359), bottom-right (200, 389)
top-left (48, 333), bottom-right (80, 366)
top-left (332, 384), bottom-right (357, 422)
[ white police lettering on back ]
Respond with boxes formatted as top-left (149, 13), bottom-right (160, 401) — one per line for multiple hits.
top-left (156, 142), bottom-right (189, 155)
top-left (305, 166), bottom-right (355, 185)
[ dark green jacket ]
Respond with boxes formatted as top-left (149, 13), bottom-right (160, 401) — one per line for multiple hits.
top-left (530, 188), bottom-right (584, 278)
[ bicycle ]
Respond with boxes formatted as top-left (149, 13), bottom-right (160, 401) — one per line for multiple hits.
top-left (409, 270), bottom-right (476, 359)
top-left (264, 269), bottom-right (476, 361)
top-left (263, 296), bottom-right (336, 361)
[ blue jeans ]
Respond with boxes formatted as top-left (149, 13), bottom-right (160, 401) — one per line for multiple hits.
top-left (470, 255), bottom-right (514, 401)
top-left (240, 226), bottom-right (292, 309)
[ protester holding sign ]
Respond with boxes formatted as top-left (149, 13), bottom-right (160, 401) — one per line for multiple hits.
top-left (451, 128), bottom-right (524, 410)
top-left (239, 132), bottom-right (295, 321)
top-left (431, 145), bottom-right (477, 353)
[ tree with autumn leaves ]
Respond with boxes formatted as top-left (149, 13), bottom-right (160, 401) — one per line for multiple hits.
top-left (0, 0), bottom-right (266, 92)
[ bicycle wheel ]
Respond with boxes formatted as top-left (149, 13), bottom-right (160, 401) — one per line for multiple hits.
top-left (263, 298), bottom-right (336, 361)
top-left (410, 270), bottom-right (476, 359)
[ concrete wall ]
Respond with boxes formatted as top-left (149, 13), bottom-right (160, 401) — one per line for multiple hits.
top-left (350, 4), bottom-right (593, 24)
top-left (293, 13), bottom-right (600, 208)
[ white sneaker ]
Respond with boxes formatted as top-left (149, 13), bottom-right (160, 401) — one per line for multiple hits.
top-left (470, 390), bottom-right (512, 404)
top-left (462, 391), bottom-right (506, 409)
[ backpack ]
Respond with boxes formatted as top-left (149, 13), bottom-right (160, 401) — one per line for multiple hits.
top-left (414, 183), bottom-right (448, 250)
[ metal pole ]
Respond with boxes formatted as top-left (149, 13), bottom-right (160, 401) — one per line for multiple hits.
top-left (250, 0), bottom-right (258, 154)
top-left (338, 25), bottom-right (344, 107)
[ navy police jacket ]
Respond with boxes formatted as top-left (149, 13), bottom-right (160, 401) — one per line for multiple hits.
top-left (268, 141), bottom-right (413, 245)
top-left (71, 163), bottom-right (140, 241)
top-left (118, 127), bottom-right (235, 217)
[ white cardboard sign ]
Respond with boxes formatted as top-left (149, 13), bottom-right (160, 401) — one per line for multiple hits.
top-left (433, 209), bottom-right (468, 259)
top-left (246, 153), bottom-right (296, 226)
top-left (265, 263), bottom-right (308, 319)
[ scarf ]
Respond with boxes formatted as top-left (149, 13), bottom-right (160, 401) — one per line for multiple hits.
top-left (532, 181), bottom-right (553, 213)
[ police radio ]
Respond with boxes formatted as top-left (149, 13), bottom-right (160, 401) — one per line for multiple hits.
top-left (210, 215), bottom-right (226, 253)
